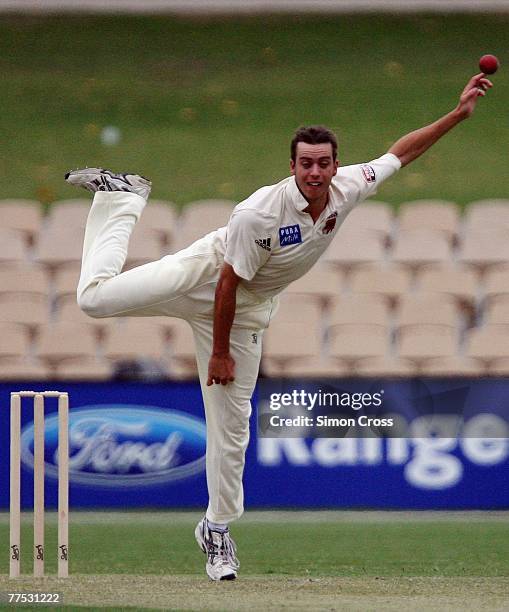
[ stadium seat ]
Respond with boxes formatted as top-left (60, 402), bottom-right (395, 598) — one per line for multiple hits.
top-left (173, 199), bottom-right (235, 251)
top-left (483, 265), bottom-right (509, 304)
top-left (328, 295), bottom-right (390, 327)
top-left (35, 322), bottom-right (98, 367)
top-left (489, 357), bottom-right (509, 376)
top-left (348, 263), bottom-right (412, 307)
top-left (328, 324), bottom-right (389, 362)
top-left (283, 264), bottom-right (343, 306)
top-left (122, 229), bottom-right (163, 270)
top-left (263, 322), bottom-right (322, 362)
top-left (270, 294), bottom-right (323, 326)
top-left (391, 229), bottom-right (452, 269)
top-left (458, 230), bottom-right (509, 272)
top-left (35, 226), bottom-right (85, 269)
top-left (0, 294), bottom-right (49, 329)
top-left (353, 356), bottom-right (416, 377)
top-left (465, 325), bottom-right (509, 366)
top-left (54, 356), bottom-right (111, 380)
top-left (464, 199), bottom-right (509, 232)
top-left (0, 229), bottom-right (28, 264)
top-left (418, 356), bottom-right (484, 376)
top-left (262, 356), bottom-right (349, 378)
top-left (53, 265), bottom-right (81, 306)
top-left (397, 326), bottom-right (457, 363)
top-left (55, 299), bottom-right (109, 336)
top-left (322, 230), bottom-right (386, 270)
top-left (483, 297), bottom-right (509, 326)
top-left (0, 199), bottom-right (43, 245)
top-left (0, 264), bottom-right (49, 298)
top-left (338, 201), bottom-right (393, 243)
top-left (0, 356), bottom-right (50, 380)
top-left (103, 325), bottom-right (167, 361)
top-left (0, 322), bottom-right (30, 358)
top-left (135, 199), bottom-right (179, 249)
top-left (395, 294), bottom-right (460, 333)
top-left (415, 264), bottom-right (479, 309)
top-left (47, 199), bottom-right (90, 231)
top-left (398, 199), bottom-right (460, 243)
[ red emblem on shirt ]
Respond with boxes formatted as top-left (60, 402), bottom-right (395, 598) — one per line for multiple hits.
top-left (323, 212), bottom-right (338, 234)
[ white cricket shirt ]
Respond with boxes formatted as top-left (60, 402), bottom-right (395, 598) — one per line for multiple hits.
top-left (214, 153), bottom-right (400, 299)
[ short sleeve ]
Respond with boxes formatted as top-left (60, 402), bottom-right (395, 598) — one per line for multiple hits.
top-left (333, 153), bottom-right (401, 205)
top-left (224, 210), bottom-right (272, 281)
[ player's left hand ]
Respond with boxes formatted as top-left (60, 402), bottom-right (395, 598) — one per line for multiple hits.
top-left (207, 353), bottom-right (236, 386)
top-left (457, 73), bottom-right (493, 118)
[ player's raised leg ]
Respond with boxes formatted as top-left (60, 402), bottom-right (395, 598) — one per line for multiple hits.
top-left (66, 167), bottom-right (218, 320)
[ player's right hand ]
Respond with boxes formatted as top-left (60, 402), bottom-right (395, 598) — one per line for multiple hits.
top-left (207, 353), bottom-right (236, 386)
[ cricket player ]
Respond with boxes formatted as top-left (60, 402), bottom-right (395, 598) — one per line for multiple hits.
top-left (67, 73), bottom-right (491, 581)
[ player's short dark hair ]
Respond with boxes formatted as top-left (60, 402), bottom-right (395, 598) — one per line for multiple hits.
top-left (290, 125), bottom-right (338, 162)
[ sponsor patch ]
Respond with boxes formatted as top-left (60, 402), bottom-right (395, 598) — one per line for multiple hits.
top-left (322, 211), bottom-right (338, 234)
top-left (279, 224), bottom-right (302, 247)
top-left (361, 164), bottom-right (376, 183)
top-left (255, 237), bottom-right (271, 251)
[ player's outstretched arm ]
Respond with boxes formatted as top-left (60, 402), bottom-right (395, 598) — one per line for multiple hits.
top-left (389, 73), bottom-right (493, 167)
top-left (207, 263), bottom-right (241, 386)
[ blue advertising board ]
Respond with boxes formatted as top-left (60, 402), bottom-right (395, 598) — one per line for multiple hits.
top-left (0, 380), bottom-right (508, 510)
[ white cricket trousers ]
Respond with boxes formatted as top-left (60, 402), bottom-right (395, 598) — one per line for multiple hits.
top-left (77, 191), bottom-right (275, 523)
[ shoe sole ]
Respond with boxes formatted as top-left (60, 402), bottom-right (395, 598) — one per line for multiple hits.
top-left (65, 168), bottom-right (151, 186)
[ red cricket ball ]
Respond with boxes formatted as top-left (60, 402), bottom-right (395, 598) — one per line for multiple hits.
top-left (479, 54), bottom-right (500, 74)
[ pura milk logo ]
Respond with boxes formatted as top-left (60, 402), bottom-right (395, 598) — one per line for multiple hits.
top-left (20, 405), bottom-right (207, 488)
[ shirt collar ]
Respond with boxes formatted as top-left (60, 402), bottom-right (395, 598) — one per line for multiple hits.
top-left (286, 176), bottom-right (311, 212)
top-left (286, 176), bottom-right (333, 216)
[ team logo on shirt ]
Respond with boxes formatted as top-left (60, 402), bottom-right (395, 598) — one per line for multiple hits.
top-left (255, 237), bottom-right (272, 251)
top-left (322, 212), bottom-right (338, 234)
top-left (279, 224), bottom-right (302, 247)
top-left (361, 164), bottom-right (376, 183)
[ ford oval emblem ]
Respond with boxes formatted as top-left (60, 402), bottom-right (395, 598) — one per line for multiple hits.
top-left (20, 405), bottom-right (207, 488)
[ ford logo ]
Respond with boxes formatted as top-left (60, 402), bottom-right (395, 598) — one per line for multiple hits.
top-left (20, 405), bottom-right (207, 488)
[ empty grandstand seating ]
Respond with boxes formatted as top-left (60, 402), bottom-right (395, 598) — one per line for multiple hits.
top-left (0, 229), bottom-right (28, 264)
top-left (46, 199), bottom-right (90, 231)
top-left (395, 293), bottom-right (460, 334)
top-left (463, 199), bottom-right (509, 232)
top-left (349, 263), bottom-right (411, 306)
top-left (172, 199), bottom-right (235, 251)
top-left (397, 326), bottom-right (457, 364)
top-left (2, 195), bottom-right (509, 379)
top-left (0, 264), bottom-right (49, 298)
top-left (329, 324), bottom-right (389, 363)
top-left (0, 199), bottom-right (43, 246)
top-left (337, 201), bottom-right (393, 243)
top-left (135, 199), bottom-right (178, 249)
top-left (458, 229), bottom-right (509, 271)
top-left (391, 228), bottom-right (452, 269)
top-left (283, 264), bottom-right (343, 305)
top-left (415, 264), bottom-right (479, 309)
top-left (398, 200), bottom-right (460, 243)
top-left (465, 325), bottom-right (509, 367)
top-left (35, 226), bottom-right (85, 269)
top-left (35, 322), bottom-right (98, 367)
top-left (322, 229), bottom-right (385, 270)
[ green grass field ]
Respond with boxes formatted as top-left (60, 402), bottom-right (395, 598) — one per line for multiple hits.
top-left (0, 511), bottom-right (508, 610)
top-left (1, 14), bottom-right (508, 208)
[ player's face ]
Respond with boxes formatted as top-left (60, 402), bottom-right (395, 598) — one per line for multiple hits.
top-left (290, 142), bottom-right (338, 206)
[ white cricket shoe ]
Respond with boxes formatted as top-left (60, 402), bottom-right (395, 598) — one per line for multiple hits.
top-left (195, 517), bottom-right (239, 581)
top-left (65, 167), bottom-right (151, 200)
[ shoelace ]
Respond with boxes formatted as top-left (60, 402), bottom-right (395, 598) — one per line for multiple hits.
top-left (207, 529), bottom-right (240, 569)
